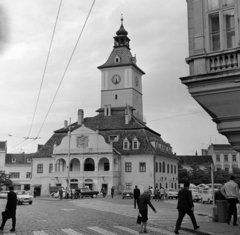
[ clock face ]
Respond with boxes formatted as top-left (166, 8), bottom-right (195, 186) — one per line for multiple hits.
top-left (135, 77), bottom-right (139, 86)
top-left (112, 74), bottom-right (121, 85)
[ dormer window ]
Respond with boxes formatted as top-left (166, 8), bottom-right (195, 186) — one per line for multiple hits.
top-left (12, 158), bottom-right (16, 163)
top-left (114, 55), bottom-right (121, 64)
top-left (109, 135), bottom-right (119, 142)
top-left (123, 138), bottom-right (130, 150)
top-left (132, 137), bottom-right (140, 150)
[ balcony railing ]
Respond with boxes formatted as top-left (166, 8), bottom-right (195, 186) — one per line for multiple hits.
top-left (208, 52), bottom-right (238, 72)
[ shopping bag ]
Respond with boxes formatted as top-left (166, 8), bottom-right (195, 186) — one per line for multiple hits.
top-left (2, 210), bottom-right (11, 220)
top-left (136, 213), bottom-right (142, 224)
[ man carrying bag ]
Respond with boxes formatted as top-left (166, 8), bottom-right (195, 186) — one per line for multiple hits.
top-left (0, 186), bottom-right (17, 232)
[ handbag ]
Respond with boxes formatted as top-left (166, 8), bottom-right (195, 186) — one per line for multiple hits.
top-left (2, 210), bottom-right (11, 220)
top-left (136, 213), bottom-right (142, 224)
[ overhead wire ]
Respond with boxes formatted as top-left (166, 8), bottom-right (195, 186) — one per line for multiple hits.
top-left (35, 0), bottom-right (96, 139)
top-left (27, 0), bottom-right (63, 138)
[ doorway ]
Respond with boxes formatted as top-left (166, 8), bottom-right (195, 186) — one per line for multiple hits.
top-left (101, 184), bottom-right (108, 192)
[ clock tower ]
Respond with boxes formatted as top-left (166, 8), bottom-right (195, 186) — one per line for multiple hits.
top-left (98, 16), bottom-right (145, 121)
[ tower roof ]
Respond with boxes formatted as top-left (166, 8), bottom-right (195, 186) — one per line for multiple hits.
top-left (116, 15), bottom-right (128, 36)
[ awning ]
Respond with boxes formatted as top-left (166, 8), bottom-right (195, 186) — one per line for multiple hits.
top-left (31, 184), bottom-right (41, 188)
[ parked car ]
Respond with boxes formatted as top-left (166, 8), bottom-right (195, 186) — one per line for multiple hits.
top-left (165, 188), bottom-right (178, 199)
top-left (79, 188), bottom-right (99, 198)
top-left (201, 189), bottom-right (213, 204)
top-left (190, 189), bottom-right (202, 202)
top-left (122, 189), bottom-right (133, 199)
top-left (0, 191), bottom-right (9, 199)
top-left (15, 190), bottom-right (33, 205)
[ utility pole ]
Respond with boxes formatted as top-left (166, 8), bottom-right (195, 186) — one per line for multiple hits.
top-left (67, 118), bottom-right (71, 190)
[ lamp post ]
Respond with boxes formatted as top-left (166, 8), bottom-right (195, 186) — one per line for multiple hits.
top-left (67, 118), bottom-right (71, 190)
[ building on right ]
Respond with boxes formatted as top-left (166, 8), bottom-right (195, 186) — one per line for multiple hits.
top-left (208, 143), bottom-right (240, 172)
top-left (181, 0), bottom-right (240, 152)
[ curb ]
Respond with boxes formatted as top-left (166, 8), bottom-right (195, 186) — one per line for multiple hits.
top-left (181, 227), bottom-right (217, 235)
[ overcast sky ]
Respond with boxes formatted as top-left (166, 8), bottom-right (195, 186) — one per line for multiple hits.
top-left (0, 0), bottom-right (227, 155)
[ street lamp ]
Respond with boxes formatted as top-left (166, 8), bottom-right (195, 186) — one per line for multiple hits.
top-left (67, 118), bottom-right (71, 190)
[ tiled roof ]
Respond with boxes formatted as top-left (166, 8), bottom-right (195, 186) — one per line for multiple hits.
top-left (5, 152), bottom-right (32, 164)
top-left (177, 155), bottom-right (213, 164)
top-left (98, 47), bottom-right (145, 74)
top-left (211, 144), bottom-right (235, 151)
top-left (32, 112), bottom-right (176, 160)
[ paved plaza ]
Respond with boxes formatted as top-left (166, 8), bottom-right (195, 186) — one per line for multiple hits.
top-left (0, 196), bottom-right (206, 235)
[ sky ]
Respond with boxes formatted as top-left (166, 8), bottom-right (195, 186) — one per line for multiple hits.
top-left (0, 0), bottom-right (228, 155)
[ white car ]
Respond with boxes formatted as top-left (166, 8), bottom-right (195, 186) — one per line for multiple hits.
top-left (201, 189), bottom-right (213, 204)
top-left (15, 190), bottom-right (33, 205)
top-left (165, 188), bottom-right (178, 199)
top-left (0, 191), bottom-right (9, 198)
top-left (190, 189), bottom-right (202, 202)
top-left (51, 190), bottom-right (66, 198)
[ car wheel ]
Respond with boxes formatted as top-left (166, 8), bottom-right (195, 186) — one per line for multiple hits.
top-left (29, 202), bottom-right (32, 205)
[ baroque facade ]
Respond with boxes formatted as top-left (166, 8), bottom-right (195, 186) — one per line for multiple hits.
top-left (181, 0), bottom-right (240, 152)
top-left (30, 19), bottom-right (178, 196)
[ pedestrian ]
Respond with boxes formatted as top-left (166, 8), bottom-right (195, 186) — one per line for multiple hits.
top-left (160, 187), bottom-right (165, 200)
top-left (214, 185), bottom-right (226, 204)
top-left (174, 181), bottom-right (200, 234)
top-left (33, 188), bottom-right (37, 198)
top-left (59, 187), bottom-right (63, 200)
top-left (154, 186), bottom-right (159, 201)
top-left (138, 188), bottom-right (157, 234)
top-left (0, 186), bottom-right (17, 232)
top-left (101, 187), bottom-right (106, 198)
top-left (133, 185), bottom-right (140, 209)
top-left (221, 175), bottom-right (240, 226)
top-left (111, 186), bottom-right (114, 198)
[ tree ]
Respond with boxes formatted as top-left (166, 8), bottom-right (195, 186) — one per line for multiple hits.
top-left (178, 168), bottom-right (190, 183)
top-left (0, 171), bottom-right (12, 188)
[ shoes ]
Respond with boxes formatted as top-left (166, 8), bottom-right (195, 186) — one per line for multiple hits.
top-left (10, 228), bottom-right (15, 232)
top-left (194, 226), bottom-right (200, 230)
top-left (174, 231), bottom-right (180, 234)
top-left (143, 230), bottom-right (148, 234)
top-left (233, 223), bottom-right (239, 226)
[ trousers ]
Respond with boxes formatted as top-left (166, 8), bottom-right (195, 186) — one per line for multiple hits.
top-left (227, 198), bottom-right (238, 224)
top-left (175, 209), bottom-right (197, 232)
top-left (1, 209), bottom-right (16, 229)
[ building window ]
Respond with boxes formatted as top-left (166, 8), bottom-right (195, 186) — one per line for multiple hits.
top-left (159, 162), bottom-right (161, 173)
top-left (175, 183), bottom-right (177, 189)
top-left (217, 167), bottom-right (221, 171)
top-left (37, 164), bottom-right (43, 173)
top-left (155, 162), bottom-right (158, 172)
top-left (167, 164), bottom-right (169, 173)
top-left (171, 165), bottom-right (173, 174)
top-left (232, 155), bottom-right (236, 161)
top-left (104, 163), bottom-right (109, 171)
top-left (224, 155), bottom-right (228, 161)
top-left (132, 137), bottom-right (140, 150)
top-left (139, 162), bottom-right (146, 172)
top-left (208, 0), bottom-right (236, 51)
top-left (163, 162), bottom-right (165, 173)
top-left (109, 135), bottom-right (119, 142)
top-left (123, 138), bottom-right (130, 150)
top-left (125, 162), bottom-right (132, 172)
top-left (9, 172), bottom-right (20, 178)
top-left (125, 183), bottom-right (132, 190)
top-left (115, 94), bottom-right (118, 100)
top-left (49, 163), bottom-right (53, 173)
top-left (165, 183), bottom-right (168, 188)
top-left (26, 172), bottom-right (31, 178)
top-left (225, 167), bottom-right (229, 172)
top-left (174, 165), bottom-right (176, 174)
top-left (216, 155), bottom-right (220, 161)
top-left (12, 158), bottom-right (16, 163)
top-left (171, 183), bottom-right (173, 188)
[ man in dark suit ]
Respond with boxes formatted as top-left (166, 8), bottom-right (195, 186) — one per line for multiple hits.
top-left (174, 182), bottom-right (200, 234)
top-left (0, 186), bottom-right (17, 232)
top-left (133, 185), bottom-right (140, 209)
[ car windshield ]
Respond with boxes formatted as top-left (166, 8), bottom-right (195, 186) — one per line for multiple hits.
top-left (16, 191), bottom-right (27, 195)
top-left (81, 188), bottom-right (91, 192)
top-left (168, 189), bottom-right (177, 192)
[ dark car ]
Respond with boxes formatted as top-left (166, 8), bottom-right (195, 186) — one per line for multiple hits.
top-left (79, 188), bottom-right (99, 198)
top-left (122, 189), bottom-right (133, 199)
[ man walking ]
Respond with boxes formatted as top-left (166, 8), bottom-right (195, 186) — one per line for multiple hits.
top-left (133, 185), bottom-right (140, 209)
top-left (221, 175), bottom-right (240, 226)
top-left (0, 186), bottom-right (17, 232)
top-left (111, 186), bottom-right (114, 198)
top-left (138, 188), bottom-right (157, 234)
top-left (174, 182), bottom-right (199, 234)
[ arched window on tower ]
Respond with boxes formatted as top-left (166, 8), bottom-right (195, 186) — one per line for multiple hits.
top-left (123, 138), bottom-right (130, 150)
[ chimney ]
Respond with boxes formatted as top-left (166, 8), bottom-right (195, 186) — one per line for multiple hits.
top-left (104, 105), bottom-right (108, 116)
top-left (78, 109), bottom-right (84, 125)
top-left (64, 120), bottom-right (68, 129)
top-left (108, 104), bottom-right (111, 116)
top-left (125, 105), bottom-right (129, 124)
top-left (128, 105), bottom-right (132, 122)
